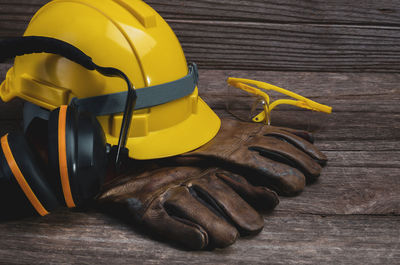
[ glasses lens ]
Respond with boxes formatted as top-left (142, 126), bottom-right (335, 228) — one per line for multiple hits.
top-left (226, 83), bottom-right (265, 123)
top-left (226, 81), bottom-right (330, 130)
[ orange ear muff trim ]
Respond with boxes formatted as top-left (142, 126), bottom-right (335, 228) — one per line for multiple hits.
top-left (1, 134), bottom-right (49, 216)
top-left (58, 106), bottom-right (76, 208)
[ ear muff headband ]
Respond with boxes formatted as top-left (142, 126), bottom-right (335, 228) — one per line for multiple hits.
top-left (1, 134), bottom-right (49, 216)
top-left (58, 106), bottom-right (76, 208)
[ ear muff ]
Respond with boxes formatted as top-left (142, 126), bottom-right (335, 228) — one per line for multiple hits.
top-left (0, 36), bottom-right (133, 218)
top-left (48, 105), bottom-right (108, 208)
top-left (0, 133), bottom-right (60, 218)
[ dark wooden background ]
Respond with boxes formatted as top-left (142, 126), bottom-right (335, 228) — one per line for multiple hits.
top-left (0, 1), bottom-right (399, 264)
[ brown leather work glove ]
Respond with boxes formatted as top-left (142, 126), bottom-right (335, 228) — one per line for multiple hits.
top-left (98, 163), bottom-right (279, 250)
top-left (173, 119), bottom-right (327, 196)
top-left (98, 119), bottom-right (327, 250)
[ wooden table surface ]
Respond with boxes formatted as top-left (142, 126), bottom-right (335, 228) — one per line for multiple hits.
top-left (0, 0), bottom-right (400, 264)
top-left (0, 66), bottom-right (399, 265)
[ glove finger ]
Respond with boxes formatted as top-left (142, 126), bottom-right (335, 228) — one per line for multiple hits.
top-left (142, 197), bottom-right (210, 250)
top-left (190, 173), bottom-right (264, 236)
top-left (271, 126), bottom-right (315, 143)
top-left (164, 186), bottom-right (239, 249)
top-left (230, 147), bottom-right (306, 196)
top-left (97, 196), bottom-right (209, 250)
top-left (215, 171), bottom-right (279, 211)
top-left (264, 128), bottom-right (327, 165)
top-left (249, 136), bottom-right (322, 182)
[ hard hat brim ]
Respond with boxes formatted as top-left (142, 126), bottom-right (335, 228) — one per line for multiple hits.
top-left (106, 97), bottom-right (221, 160)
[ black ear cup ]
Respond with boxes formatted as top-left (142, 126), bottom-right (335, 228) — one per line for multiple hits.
top-left (48, 105), bottom-right (108, 208)
top-left (0, 132), bottom-right (60, 219)
top-left (0, 105), bottom-right (108, 219)
top-left (0, 35), bottom-right (132, 219)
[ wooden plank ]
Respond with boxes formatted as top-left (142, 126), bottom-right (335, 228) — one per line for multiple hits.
top-left (3, 20), bottom-right (400, 72)
top-left (0, 107), bottom-right (399, 165)
top-left (3, 66), bottom-right (399, 114)
top-left (318, 140), bottom-right (400, 151)
top-left (215, 111), bottom-right (400, 141)
top-left (1, 2), bottom-right (400, 71)
top-left (0, 0), bottom-right (400, 26)
top-left (169, 20), bottom-right (400, 72)
top-left (2, 65), bottom-right (400, 112)
top-left (280, 166), bottom-right (400, 215)
top-left (145, 0), bottom-right (400, 26)
top-left (198, 69), bottom-right (400, 99)
top-left (0, 108), bottom-right (398, 142)
top-left (324, 150), bottom-right (400, 168)
top-left (2, 63), bottom-right (399, 96)
top-left (0, 211), bottom-right (398, 264)
top-left (0, 69), bottom-right (398, 265)
top-left (1, 65), bottom-right (399, 141)
top-left (208, 96), bottom-right (400, 114)
top-left (3, 0), bottom-right (400, 26)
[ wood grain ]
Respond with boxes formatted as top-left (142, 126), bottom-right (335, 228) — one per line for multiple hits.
top-left (0, 1), bottom-right (399, 263)
top-left (171, 20), bottom-right (400, 72)
top-left (1, 64), bottom-right (400, 142)
top-left (0, 210), bottom-right (398, 265)
top-left (279, 166), bottom-right (400, 215)
top-left (1, 103), bottom-right (399, 141)
top-left (146, 0), bottom-right (400, 26)
top-left (3, 0), bottom-right (400, 25)
top-left (197, 69), bottom-right (400, 99)
top-left (0, 70), bottom-right (399, 264)
top-left (1, 1), bottom-right (400, 71)
top-left (2, 64), bottom-right (400, 113)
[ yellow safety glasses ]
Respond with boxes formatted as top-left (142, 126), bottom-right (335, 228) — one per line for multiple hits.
top-left (226, 77), bottom-right (332, 125)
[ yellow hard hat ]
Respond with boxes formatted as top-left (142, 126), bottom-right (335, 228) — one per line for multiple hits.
top-left (0, 0), bottom-right (220, 159)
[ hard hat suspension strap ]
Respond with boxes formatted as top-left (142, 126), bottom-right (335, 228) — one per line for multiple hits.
top-left (70, 63), bottom-right (199, 116)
